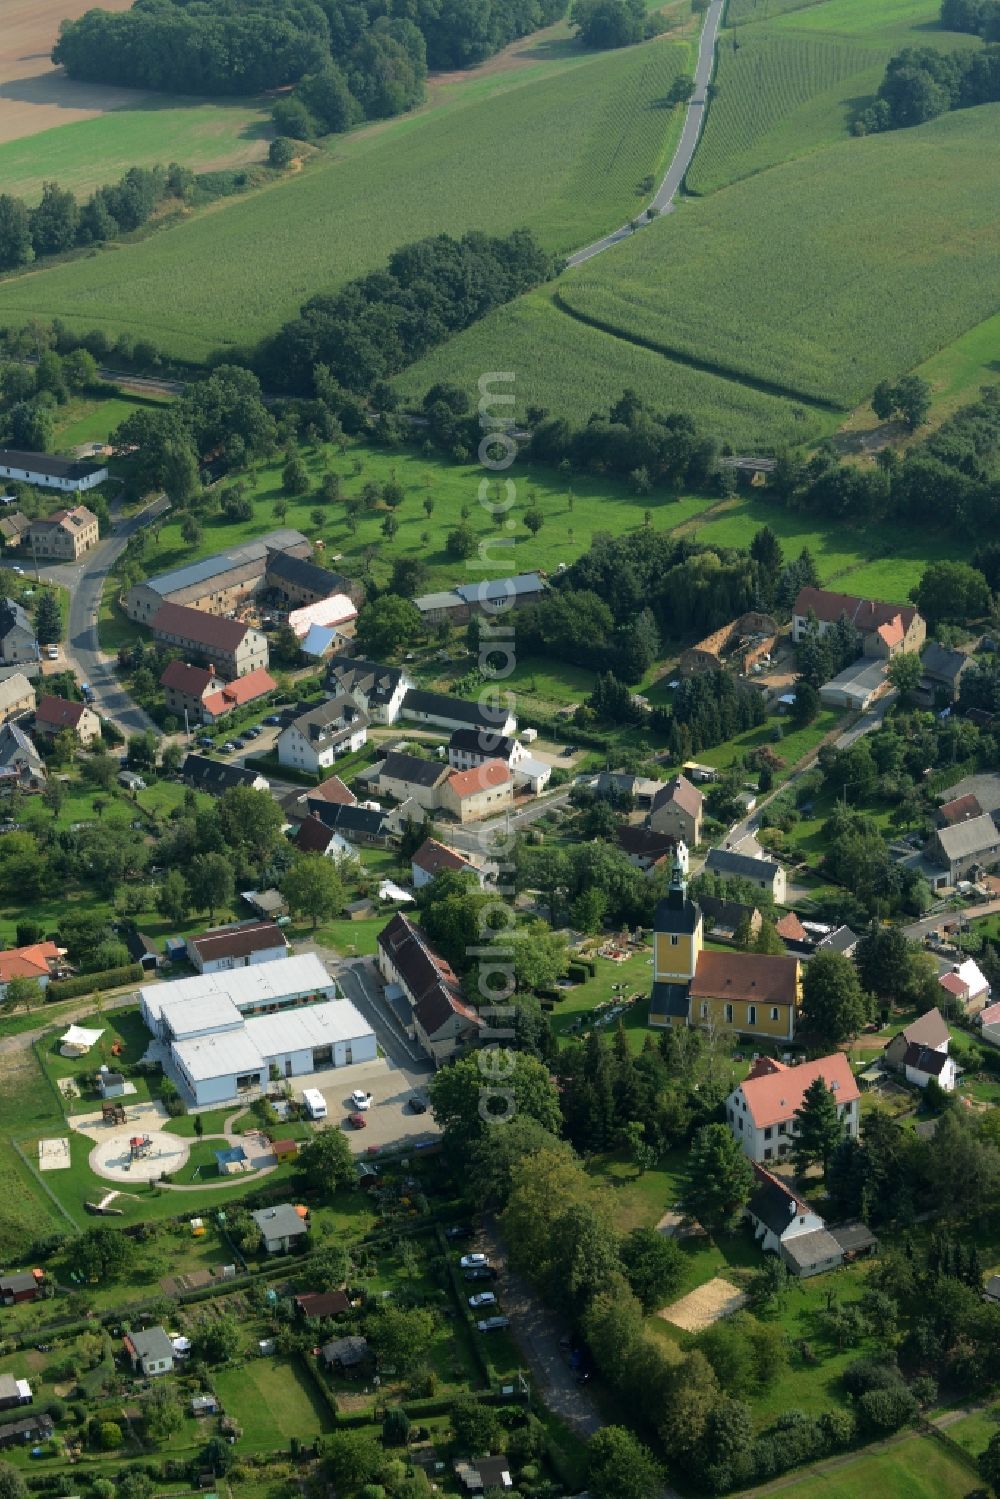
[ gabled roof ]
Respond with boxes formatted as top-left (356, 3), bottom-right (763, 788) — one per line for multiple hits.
top-left (904, 1043), bottom-right (950, 1077)
top-left (446, 759), bottom-right (511, 798)
top-left (160, 660), bottom-right (217, 697)
top-left (0, 597), bottom-right (33, 639)
top-left (295, 815), bottom-right (342, 854)
top-left (980, 999), bottom-right (1000, 1027)
top-left (266, 548), bottom-right (357, 599)
top-left (327, 657), bottom-right (407, 703)
top-left (380, 750), bottom-right (448, 789)
top-left (377, 911), bottom-right (481, 1038)
top-left (449, 726), bottom-right (517, 761)
top-left (0, 722), bottom-right (42, 768)
top-left (616, 825), bottom-right (678, 859)
top-left (152, 601), bottom-right (257, 653)
top-left (127, 1326), bottom-right (174, 1364)
top-left (412, 838), bottom-right (473, 877)
top-left (650, 774), bottom-right (703, 818)
top-left (0, 940), bottom-right (60, 983)
top-left (792, 586), bottom-right (919, 634)
top-left (202, 667), bottom-right (276, 717)
top-left (0, 673), bottom-right (34, 714)
top-left (876, 616), bottom-right (905, 650)
top-left (188, 921), bottom-right (286, 964)
top-left (35, 694), bottom-right (86, 729)
top-left (285, 694), bottom-right (367, 745)
top-left (936, 813), bottom-right (1000, 862)
top-left (2, 446), bottom-right (104, 480)
top-left (900, 1007), bottom-right (950, 1050)
top-left (704, 847), bottom-right (783, 883)
top-left (313, 802), bottom-right (387, 839)
top-left (748, 1164), bottom-right (811, 1237)
top-left (938, 793), bottom-right (983, 825)
top-left (738, 1052), bottom-right (858, 1129)
top-left (181, 754), bottom-right (267, 792)
top-left (691, 950), bottom-right (798, 1006)
top-left (307, 774), bottom-right (356, 807)
top-left (295, 1289), bottom-right (350, 1319)
top-left (775, 911), bottom-right (808, 942)
top-left (921, 642), bottom-right (969, 682)
top-left (401, 688), bottom-right (511, 730)
top-left (453, 572), bottom-right (544, 605)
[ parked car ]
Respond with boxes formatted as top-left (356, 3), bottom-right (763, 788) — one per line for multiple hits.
top-left (223, 741), bottom-right (238, 753)
top-left (244, 725), bottom-right (262, 739)
top-left (265, 714), bottom-right (283, 726)
top-left (350, 1090), bottom-right (373, 1111)
top-left (460, 1253), bottom-right (489, 1269)
top-left (408, 1095), bottom-right (428, 1114)
top-left (476, 1316), bottom-right (509, 1333)
top-left (45, 645), bottom-right (58, 661)
top-left (348, 1112), bottom-right (367, 1129)
top-left (468, 1292), bottom-right (496, 1309)
top-left (444, 1224), bottom-right (473, 1241)
top-left (198, 735), bottom-right (214, 749)
top-left (464, 1265), bottom-right (495, 1282)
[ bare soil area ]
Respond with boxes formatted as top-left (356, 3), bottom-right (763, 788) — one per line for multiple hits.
top-left (0, 0), bottom-right (147, 146)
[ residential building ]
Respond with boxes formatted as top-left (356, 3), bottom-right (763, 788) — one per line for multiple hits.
top-left (300, 773), bottom-right (356, 814)
top-left (648, 774), bottom-right (704, 844)
top-left (252, 1203), bottom-right (309, 1254)
top-left (123, 530), bottom-right (312, 623)
top-left (200, 667), bottom-right (278, 723)
top-left (775, 911), bottom-right (810, 948)
top-left (725, 1053), bottom-right (860, 1162)
top-left (181, 754), bottom-right (270, 794)
top-left (376, 750), bottom-right (449, 812)
top-left (305, 800), bottom-right (392, 847)
top-left (917, 642), bottom-right (971, 705)
top-left (937, 792), bottom-right (983, 828)
top-left (0, 1271), bottom-right (43, 1305)
top-left (0, 512), bottom-right (30, 546)
top-left (266, 550), bottom-right (364, 610)
top-left (0, 672), bottom-right (35, 726)
top-left (884, 1007), bottom-right (950, 1070)
top-left (413, 572), bottom-right (545, 625)
top-left (151, 602), bottom-right (268, 681)
top-left (411, 837), bottom-right (484, 889)
top-left (447, 726), bottom-right (525, 771)
top-left (124, 1327), bottom-right (174, 1376)
top-left (616, 826), bottom-right (684, 872)
top-left (592, 770), bottom-right (664, 808)
top-left (0, 940), bottom-right (63, 998)
top-left (904, 1042), bottom-right (958, 1092)
top-left (400, 687), bottom-right (516, 737)
top-left (819, 657), bottom-right (890, 712)
top-left (815, 924), bottom-right (860, 959)
top-left (0, 598), bottom-right (38, 666)
top-left (161, 661), bottom-right (277, 725)
top-left (698, 894), bottom-right (761, 939)
top-left (691, 949), bottom-right (801, 1041)
top-left (28, 505), bottom-right (99, 560)
top-left (327, 657), bottom-right (413, 725)
top-left (704, 846), bottom-right (787, 902)
top-left (0, 1378), bottom-right (32, 1410)
top-left (791, 587), bottom-right (925, 656)
top-left (938, 958), bottom-right (990, 1014)
top-left (930, 813), bottom-right (1000, 883)
top-left (277, 695), bottom-right (368, 774)
top-left (745, 1166), bottom-right (827, 1258)
top-left (294, 815), bottom-right (353, 860)
top-left (186, 921), bottom-right (288, 974)
top-left (34, 693), bottom-right (100, 744)
top-left (439, 760), bottom-right (513, 823)
top-left (0, 450), bottom-right (106, 494)
top-left (376, 911), bottom-right (482, 1064)
top-left (980, 999), bottom-right (1000, 1047)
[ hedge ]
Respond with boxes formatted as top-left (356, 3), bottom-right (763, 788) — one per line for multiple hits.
top-left (47, 964), bottom-right (144, 1002)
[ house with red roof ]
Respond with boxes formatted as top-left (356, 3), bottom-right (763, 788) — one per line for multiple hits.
top-left (201, 667), bottom-right (277, 724)
top-left (34, 694), bottom-right (100, 745)
top-left (725, 1053), bottom-right (860, 1163)
top-left (0, 940), bottom-right (64, 998)
top-left (376, 911), bottom-right (482, 1063)
top-left (439, 760), bottom-right (513, 824)
top-left (411, 837), bottom-right (482, 889)
top-left (791, 587), bottom-right (925, 658)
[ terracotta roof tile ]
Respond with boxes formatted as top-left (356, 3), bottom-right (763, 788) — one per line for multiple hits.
top-left (739, 1052), bottom-right (858, 1129)
top-left (447, 759), bottom-right (510, 798)
top-left (690, 950), bottom-right (799, 1006)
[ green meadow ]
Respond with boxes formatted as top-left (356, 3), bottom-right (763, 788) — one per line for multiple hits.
top-left (0, 37), bottom-right (690, 362)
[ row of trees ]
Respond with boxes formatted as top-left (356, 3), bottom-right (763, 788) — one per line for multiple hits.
top-left (528, 389), bottom-right (721, 489)
top-left (0, 165), bottom-right (187, 273)
top-left (943, 0), bottom-right (1000, 33)
top-left (0, 346), bottom-right (100, 455)
top-left (255, 230), bottom-right (555, 397)
top-left (55, 0), bottom-right (568, 96)
top-left (856, 41), bottom-right (1000, 133)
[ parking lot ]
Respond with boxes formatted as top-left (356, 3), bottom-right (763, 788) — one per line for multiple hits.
top-left (300, 1054), bottom-right (440, 1155)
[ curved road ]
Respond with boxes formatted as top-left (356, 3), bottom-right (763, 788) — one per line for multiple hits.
top-left (565, 0), bottom-right (725, 268)
top-left (36, 496), bottom-right (169, 738)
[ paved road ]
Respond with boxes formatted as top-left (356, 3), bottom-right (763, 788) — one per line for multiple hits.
top-left (565, 0), bottom-right (725, 268)
top-left (36, 495), bottom-right (169, 738)
top-left (833, 690), bottom-right (897, 749)
top-left (903, 897), bottom-right (1000, 942)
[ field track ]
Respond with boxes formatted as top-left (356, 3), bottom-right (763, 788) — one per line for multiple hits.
top-left (0, 0), bottom-right (145, 146)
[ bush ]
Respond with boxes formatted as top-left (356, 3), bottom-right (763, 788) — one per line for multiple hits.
top-left (857, 1382), bottom-right (917, 1433)
top-left (47, 964), bottom-right (143, 1001)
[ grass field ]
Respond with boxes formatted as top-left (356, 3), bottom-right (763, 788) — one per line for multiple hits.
top-left (757, 1433), bottom-right (977, 1498)
top-left (213, 1357), bottom-right (334, 1446)
top-left (942, 1403), bottom-right (1000, 1461)
top-left (0, 37), bottom-right (690, 362)
top-left (0, 99), bottom-right (271, 203)
top-left (397, 287), bottom-right (837, 449)
top-left (559, 105), bottom-right (1000, 410)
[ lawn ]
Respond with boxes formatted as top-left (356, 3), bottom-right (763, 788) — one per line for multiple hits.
top-left (398, 286), bottom-right (838, 450)
top-left (213, 1355), bottom-right (334, 1447)
top-left (942, 1403), bottom-right (1000, 1462)
top-left (758, 1432), bottom-right (977, 1498)
top-left (0, 98), bottom-right (272, 203)
top-left (679, 707), bottom-right (844, 780)
top-left (52, 392), bottom-right (170, 452)
top-left (0, 37), bottom-right (691, 362)
top-left (558, 104), bottom-right (1000, 409)
top-left (547, 949), bottom-right (654, 1050)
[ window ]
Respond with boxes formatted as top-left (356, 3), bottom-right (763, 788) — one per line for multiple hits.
top-left (700, 1002), bottom-right (708, 1019)
top-left (725, 1003), bottom-right (733, 1024)
top-left (764, 1126), bottom-right (772, 1140)
top-left (670, 935), bottom-right (678, 947)
top-left (748, 1005), bottom-right (757, 1026)
top-left (737, 1117), bottom-right (743, 1131)
top-left (771, 1007), bottom-right (780, 1021)
top-left (764, 1148), bottom-right (772, 1160)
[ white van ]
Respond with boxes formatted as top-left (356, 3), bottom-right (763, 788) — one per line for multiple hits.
top-left (302, 1088), bottom-right (327, 1121)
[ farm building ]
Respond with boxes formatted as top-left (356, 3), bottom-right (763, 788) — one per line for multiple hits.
top-left (123, 530), bottom-right (312, 624)
top-left (0, 1271), bottom-right (44, 1305)
top-left (399, 687), bottom-right (516, 737)
top-left (818, 657), bottom-right (890, 712)
top-left (0, 450), bottom-right (106, 494)
top-left (791, 588), bottom-right (925, 657)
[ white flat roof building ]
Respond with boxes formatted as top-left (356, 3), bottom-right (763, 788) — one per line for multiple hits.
top-left (157, 992), bottom-right (245, 1042)
top-left (141, 953), bottom-right (335, 1035)
top-left (173, 1027), bottom-right (268, 1086)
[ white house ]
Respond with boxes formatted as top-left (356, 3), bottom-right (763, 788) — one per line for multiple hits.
top-left (326, 658), bottom-right (413, 725)
top-left (186, 920), bottom-right (288, 974)
top-left (125, 1327), bottom-right (174, 1376)
top-left (884, 1007), bottom-right (950, 1071)
top-left (411, 837), bottom-right (484, 890)
top-left (904, 1042), bottom-right (958, 1092)
top-left (939, 958), bottom-right (991, 1014)
top-left (512, 755), bottom-right (551, 794)
top-left (400, 687), bottom-right (516, 737)
top-left (0, 449), bottom-right (108, 494)
top-left (726, 1053), bottom-right (860, 1163)
top-left (745, 1167), bottom-right (826, 1255)
top-left (277, 695), bottom-right (368, 774)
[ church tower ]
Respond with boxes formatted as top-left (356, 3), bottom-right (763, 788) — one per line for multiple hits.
top-left (649, 850), bottom-right (703, 1026)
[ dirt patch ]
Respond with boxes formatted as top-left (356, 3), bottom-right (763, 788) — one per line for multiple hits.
top-left (38, 1137), bottom-right (70, 1171)
top-left (658, 1277), bottom-right (748, 1332)
top-left (0, 0), bottom-right (148, 147)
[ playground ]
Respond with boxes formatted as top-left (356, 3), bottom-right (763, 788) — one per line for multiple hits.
top-left (88, 1126), bottom-right (190, 1183)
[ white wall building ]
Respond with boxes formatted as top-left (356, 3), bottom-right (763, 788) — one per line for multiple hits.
top-left (277, 695), bottom-right (368, 774)
top-left (726, 1053), bottom-right (860, 1163)
top-left (0, 450), bottom-right (107, 494)
top-left (140, 953), bottom-right (337, 1038)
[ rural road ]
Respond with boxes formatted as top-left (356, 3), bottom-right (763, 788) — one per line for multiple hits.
top-left (565, 0), bottom-right (725, 268)
top-left (36, 495), bottom-right (169, 738)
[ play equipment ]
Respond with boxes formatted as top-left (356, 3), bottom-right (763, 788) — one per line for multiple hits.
top-left (102, 1101), bottom-right (126, 1125)
top-left (129, 1135), bottom-right (152, 1160)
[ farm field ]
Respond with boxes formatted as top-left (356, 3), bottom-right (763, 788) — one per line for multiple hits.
top-left (752, 1433), bottom-right (977, 1498)
top-left (559, 105), bottom-right (1000, 409)
top-left (0, 37), bottom-right (691, 362)
top-left (397, 288), bottom-right (837, 450)
top-left (0, 99), bottom-right (272, 203)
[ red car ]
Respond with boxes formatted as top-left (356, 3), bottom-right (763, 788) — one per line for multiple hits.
top-left (348, 1112), bottom-right (367, 1129)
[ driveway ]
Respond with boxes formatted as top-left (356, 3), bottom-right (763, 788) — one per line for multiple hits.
top-left (35, 494), bottom-right (169, 738)
top-left (565, 0), bottom-right (725, 267)
top-left (303, 1053), bottom-right (439, 1155)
